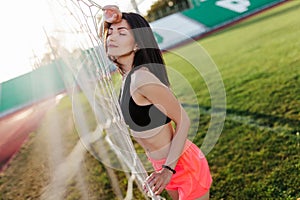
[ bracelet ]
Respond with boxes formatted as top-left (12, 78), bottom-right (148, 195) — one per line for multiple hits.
top-left (162, 165), bottom-right (176, 174)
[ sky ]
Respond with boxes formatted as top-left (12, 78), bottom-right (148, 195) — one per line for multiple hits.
top-left (0, 0), bottom-right (157, 83)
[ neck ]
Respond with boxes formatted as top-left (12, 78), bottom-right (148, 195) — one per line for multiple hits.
top-left (110, 50), bottom-right (135, 75)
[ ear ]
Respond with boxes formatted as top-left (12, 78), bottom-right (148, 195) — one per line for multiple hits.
top-left (133, 44), bottom-right (139, 52)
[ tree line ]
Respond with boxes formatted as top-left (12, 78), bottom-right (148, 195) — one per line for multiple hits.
top-left (145, 0), bottom-right (191, 22)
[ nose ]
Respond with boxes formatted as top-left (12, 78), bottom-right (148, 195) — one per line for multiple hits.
top-left (107, 32), bottom-right (117, 42)
top-left (107, 33), bottom-right (117, 48)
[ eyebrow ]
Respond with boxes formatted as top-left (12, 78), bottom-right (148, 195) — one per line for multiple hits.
top-left (109, 26), bottom-right (129, 31)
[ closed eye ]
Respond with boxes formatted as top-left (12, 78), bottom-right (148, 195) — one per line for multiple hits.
top-left (107, 29), bottom-right (128, 36)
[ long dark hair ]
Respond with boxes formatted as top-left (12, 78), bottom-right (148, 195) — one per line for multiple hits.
top-left (105, 12), bottom-right (170, 87)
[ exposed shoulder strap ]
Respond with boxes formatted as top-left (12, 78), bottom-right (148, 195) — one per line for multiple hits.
top-left (119, 70), bottom-right (133, 104)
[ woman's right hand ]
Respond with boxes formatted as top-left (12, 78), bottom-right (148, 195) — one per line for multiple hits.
top-left (143, 169), bottom-right (173, 195)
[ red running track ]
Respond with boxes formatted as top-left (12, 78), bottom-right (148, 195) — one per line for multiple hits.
top-left (0, 98), bottom-right (58, 173)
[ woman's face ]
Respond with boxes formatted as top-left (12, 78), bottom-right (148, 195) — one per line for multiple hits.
top-left (106, 19), bottom-right (136, 57)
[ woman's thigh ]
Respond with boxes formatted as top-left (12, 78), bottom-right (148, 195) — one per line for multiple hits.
top-left (195, 190), bottom-right (210, 200)
top-left (166, 189), bottom-right (209, 200)
top-left (167, 189), bottom-right (179, 200)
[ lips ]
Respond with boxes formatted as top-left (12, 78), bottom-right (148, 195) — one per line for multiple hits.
top-left (107, 44), bottom-right (118, 48)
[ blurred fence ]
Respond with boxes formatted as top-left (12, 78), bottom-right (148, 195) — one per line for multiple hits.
top-left (0, 61), bottom-right (66, 117)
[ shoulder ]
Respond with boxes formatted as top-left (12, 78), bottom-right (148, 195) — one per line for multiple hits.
top-left (130, 67), bottom-right (165, 89)
top-left (130, 67), bottom-right (168, 95)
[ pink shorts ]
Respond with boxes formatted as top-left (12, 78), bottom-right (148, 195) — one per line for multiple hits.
top-left (148, 140), bottom-right (212, 200)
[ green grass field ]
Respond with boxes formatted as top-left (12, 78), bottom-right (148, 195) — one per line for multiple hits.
top-left (164, 1), bottom-right (300, 198)
top-left (0, 1), bottom-right (299, 199)
top-left (165, 1), bottom-right (300, 198)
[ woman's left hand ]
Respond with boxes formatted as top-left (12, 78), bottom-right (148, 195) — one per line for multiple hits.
top-left (143, 168), bottom-right (173, 195)
top-left (102, 5), bottom-right (122, 23)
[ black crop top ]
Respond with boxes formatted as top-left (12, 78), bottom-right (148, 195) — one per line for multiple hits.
top-left (119, 70), bottom-right (171, 132)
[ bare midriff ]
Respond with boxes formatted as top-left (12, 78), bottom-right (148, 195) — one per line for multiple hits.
top-left (131, 122), bottom-right (174, 160)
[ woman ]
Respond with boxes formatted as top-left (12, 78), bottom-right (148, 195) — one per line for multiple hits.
top-left (101, 5), bottom-right (212, 200)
